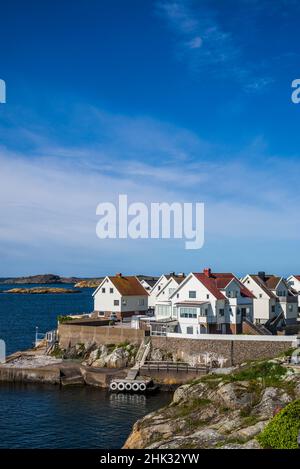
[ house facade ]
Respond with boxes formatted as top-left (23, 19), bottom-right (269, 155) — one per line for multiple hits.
top-left (287, 275), bottom-right (300, 307)
top-left (92, 274), bottom-right (148, 320)
top-left (242, 272), bottom-right (298, 326)
top-left (148, 272), bottom-right (185, 308)
top-left (154, 268), bottom-right (254, 335)
top-left (155, 275), bottom-right (186, 320)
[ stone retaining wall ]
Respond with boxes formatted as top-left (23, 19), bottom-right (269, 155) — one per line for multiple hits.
top-left (151, 336), bottom-right (297, 367)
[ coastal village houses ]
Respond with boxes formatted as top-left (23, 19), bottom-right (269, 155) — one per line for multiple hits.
top-left (92, 274), bottom-right (149, 320)
top-left (90, 269), bottom-right (299, 336)
top-left (241, 272), bottom-right (298, 327)
top-left (154, 268), bottom-right (254, 336)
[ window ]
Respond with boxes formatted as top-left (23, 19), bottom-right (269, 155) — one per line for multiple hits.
top-left (138, 298), bottom-right (145, 306)
top-left (114, 300), bottom-right (119, 306)
top-left (102, 288), bottom-right (106, 293)
top-left (271, 305), bottom-right (275, 313)
top-left (186, 326), bottom-right (194, 334)
top-left (156, 304), bottom-right (171, 317)
top-left (237, 308), bottom-right (240, 315)
top-left (110, 288), bottom-right (113, 293)
top-left (289, 305), bottom-right (293, 312)
top-left (158, 286), bottom-right (161, 291)
top-left (98, 311), bottom-right (105, 317)
top-left (176, 293), bottom-right (179, 298)
top-left (180, 307), bottom-right (197, 318)
top-left (206, 294), bottom-right (209, 299)
top-left (241, 308), bottom-right (246, 317)
top-left (189, 290), bottom-right (196, 298)
top-left (122, 299), bottom-right (127, 305)
top-left (259, 293), bottom-right (263, 298)
top-left (219, 308), bottom-right (224, 316)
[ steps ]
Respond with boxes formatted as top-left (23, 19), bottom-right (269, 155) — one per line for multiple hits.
top-left (243, 318), bottom-right (272, 335)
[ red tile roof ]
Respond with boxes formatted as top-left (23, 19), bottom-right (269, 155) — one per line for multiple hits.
top-left (194, 272), bottom-right (255, 300)
top-left (193, 273), bottom-right (227, 300)
top-left (109, 276), bottom-right (149, 296)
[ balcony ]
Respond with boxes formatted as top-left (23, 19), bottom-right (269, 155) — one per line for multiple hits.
top-left (198, 315), bottom-right (217, 324)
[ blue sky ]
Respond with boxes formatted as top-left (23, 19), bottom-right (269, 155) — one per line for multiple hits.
top-left (0, 0), bottom-right (300, 277)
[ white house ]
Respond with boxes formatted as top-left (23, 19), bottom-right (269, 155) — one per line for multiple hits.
top-left (155, 268), bottom-right (254, 336)
top-left (92, 273), bottom-right (149, 320)
top-left (242, 272), bottom-right (298, 326)
top-left (155, 275), bottom-right (186, 320)
top-left (148, 272), bottom-right (185, 308)
top-left (287, 275), bottom-right (300, 307)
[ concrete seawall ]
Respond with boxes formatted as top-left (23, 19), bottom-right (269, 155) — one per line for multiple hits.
top-left (0, 366), bottom-right (61, 384)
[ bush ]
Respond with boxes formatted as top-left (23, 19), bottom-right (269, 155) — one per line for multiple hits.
top-left (57, 315), bottom-right (73, 323)
top-left (257, 400), bottom-right (300, 449)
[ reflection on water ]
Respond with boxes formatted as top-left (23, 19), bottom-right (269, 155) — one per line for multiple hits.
top-left (109, 393), bottom-right (147, 408)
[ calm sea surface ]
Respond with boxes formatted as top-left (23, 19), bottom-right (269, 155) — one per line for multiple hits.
top-left (0, 284), bottom-right (171, 448)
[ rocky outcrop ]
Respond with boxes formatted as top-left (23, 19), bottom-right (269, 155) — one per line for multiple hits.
top-left (56, 341), bottom-right (138, 369)
top-left (124, 358), bottom-right (300, 449)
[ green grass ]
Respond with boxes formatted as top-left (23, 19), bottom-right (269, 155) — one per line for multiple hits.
top-left (257, 399), bottom-right (300, 449)
top-left (226, 361), bottom-right (287, 385)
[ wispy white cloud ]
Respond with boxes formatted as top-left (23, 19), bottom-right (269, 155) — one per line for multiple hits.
top-left (1, 106), bottom-right (300, 247)
top-left (156, 0), bottom-right (273, 91)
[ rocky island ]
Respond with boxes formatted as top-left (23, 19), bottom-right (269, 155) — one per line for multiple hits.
top-left (4, 287), bottom-right (81, 294)
top-left (0, 274), bottom-right (82, 284)
top-left (124, 356), bottom-right (300, 450)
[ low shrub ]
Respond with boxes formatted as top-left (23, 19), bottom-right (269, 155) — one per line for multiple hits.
top-left (257, 399), bottom-right (300, 449)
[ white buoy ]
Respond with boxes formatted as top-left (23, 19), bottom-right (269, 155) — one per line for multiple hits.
top-left (139, 382), bottom-right (147, 392)
top-left (117, 382), bottom-right (125, 391)
top-left (125, 382), bottom-right (132, 391)
top-left (132, 382), bottom-right (140, 392)
top-left (110, 381), bottom-right (118, 391)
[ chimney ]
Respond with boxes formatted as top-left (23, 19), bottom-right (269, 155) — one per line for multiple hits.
top-left (203, 268), bottom-right (212, 277)
top-left (116, 273), bottom-right (122, 277)
top-left (258, 271), bottom-right (266, 281)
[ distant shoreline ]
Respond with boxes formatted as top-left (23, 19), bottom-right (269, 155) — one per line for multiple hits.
top-left (2, 287), bottom-right (82, 295)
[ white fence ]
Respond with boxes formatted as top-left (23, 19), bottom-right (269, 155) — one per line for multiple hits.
top-left (166, 332), bottom-right (299, 347)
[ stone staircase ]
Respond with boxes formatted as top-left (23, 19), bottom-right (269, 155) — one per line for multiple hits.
top-left (126, 338), bottom-right (151, 380)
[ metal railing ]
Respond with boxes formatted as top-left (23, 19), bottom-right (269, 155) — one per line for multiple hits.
top-left (140, 360), bottom-right (209, 374)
